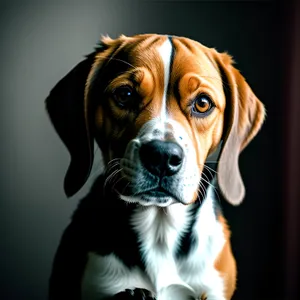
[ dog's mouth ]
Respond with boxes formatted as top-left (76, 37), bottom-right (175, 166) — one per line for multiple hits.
top-left (137, 187), bottom-right (177, 199)
top-left (120, 186), bottom-right (184, 207)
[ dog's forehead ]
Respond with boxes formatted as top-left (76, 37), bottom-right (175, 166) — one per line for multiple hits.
top-left (171, 37), bottom-right (221, 82)
top-left (119, 35), bottom-right (220, 80)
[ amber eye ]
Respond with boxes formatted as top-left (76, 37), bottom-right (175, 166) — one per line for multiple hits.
top-left (192, 94), bottom-right (215, 117)
top-left (112, 85), bottom-right (135, 108)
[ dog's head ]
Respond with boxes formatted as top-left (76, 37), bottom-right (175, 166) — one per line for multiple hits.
top-left (46, 34), bottom-right (265, 207)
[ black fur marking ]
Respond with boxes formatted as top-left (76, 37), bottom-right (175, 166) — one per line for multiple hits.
top-left (45, 51), bottom-right (100, 198)
top-left (112, 288), bottom-right (155, 300)
top-left (167, 36), bottom-right (175, 99)
top-left (175, 200), bottom-right (200, 259)
top-left (49, 175), bottom-right (146, 299)
top-left (175, 162), bottom-right (218, 259)
top-left (75, 176), bottom-right (145, 270)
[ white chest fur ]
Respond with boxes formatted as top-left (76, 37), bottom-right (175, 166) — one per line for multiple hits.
top-left (81, 186), bottom-right (226, 300)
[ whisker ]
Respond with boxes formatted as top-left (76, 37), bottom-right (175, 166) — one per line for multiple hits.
top-left (104, 158), bottom-right (122, 175)
top-left (95, 54), bottom-right (138, 69)
top-left (204, 164), bottom-right (218, 174)
top-left (197, 182), bottom-right (205, 202)
top-left (105, 162), bottom-right (120, 174)
top-left (197, 162), bottom-right (218, 178)
top-left (202, 164), bottom-right (218, 176)
top-left (203, 166), bottom-right (215, 179)
top-left (201, 175), bottom-right (216, 193)
top-left (204, 160), bottom-right (227, 165)
top-left (201, 174), bottom-right (221, 204)
top-left (111, 172), bottom-right (128, 192)
top-left (115, 180), bottom-right (132, 197)
top-left (201, 172), bottom-right (218, 191)
top-left (104, 168), bottom-right (122, 188)
top-left (107, 158), bottom-right (122, 165)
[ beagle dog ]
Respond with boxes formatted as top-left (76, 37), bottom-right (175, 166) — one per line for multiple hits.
top-left (46, 34), bottom-right (265, 300)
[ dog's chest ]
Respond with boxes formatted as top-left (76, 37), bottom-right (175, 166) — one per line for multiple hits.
top-left (81, 191), bottom-right (225, 299)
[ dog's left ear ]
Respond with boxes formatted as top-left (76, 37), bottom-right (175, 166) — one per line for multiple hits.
top-left (45, 53), bottom-right (97, 197)
top-left (214, 51), bottom-right (266, 205)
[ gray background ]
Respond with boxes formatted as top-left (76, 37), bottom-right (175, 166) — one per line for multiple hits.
top-left (0, 0), bottom-right (283, 299)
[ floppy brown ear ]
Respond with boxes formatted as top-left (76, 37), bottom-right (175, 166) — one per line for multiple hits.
top-left (215, 52), bottom-right (266, 205)
top-left (45, 53), bottom-right (97, 197)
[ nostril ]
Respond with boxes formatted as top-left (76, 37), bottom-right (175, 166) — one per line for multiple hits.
top-left (166, 145), bottom-right (184, 175)
top-left (169, 154), bottom-right (182, 167)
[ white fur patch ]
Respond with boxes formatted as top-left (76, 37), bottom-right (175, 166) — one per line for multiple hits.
top-left (131, 203), bottom-right (190, 292)
top-left (81, 253), bottom-right (153, 300)
top-left (157, 38), bottom-right (172, 123)
top-left (81, 185), bottom-right (226, 300)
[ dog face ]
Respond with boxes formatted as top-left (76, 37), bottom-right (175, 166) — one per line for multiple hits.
top-left (46, 34), bottom-right (265, 206)
top-left (86, 35), bottom-right (227, 206)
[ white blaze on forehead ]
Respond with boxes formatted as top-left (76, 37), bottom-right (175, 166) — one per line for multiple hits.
top-left (157, 38), bottom-right (172, 123)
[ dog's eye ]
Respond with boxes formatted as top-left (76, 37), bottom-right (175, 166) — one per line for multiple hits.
top-left (112, 85), bottom-right (136, 108)
top-left (192, 94), bottom-right (215, 117)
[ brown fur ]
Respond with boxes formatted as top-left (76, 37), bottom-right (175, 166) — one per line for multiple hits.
top-left (214, 216), bottom-right (237, 300)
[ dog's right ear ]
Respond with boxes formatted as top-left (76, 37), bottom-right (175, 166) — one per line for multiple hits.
top-left (46, 36), bottom-right (126, 197)
top-left (45, 52), bottom-right (97, 197)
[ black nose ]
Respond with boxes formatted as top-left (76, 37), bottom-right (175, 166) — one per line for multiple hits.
top-left (139, 140), bottom-right (184, 176)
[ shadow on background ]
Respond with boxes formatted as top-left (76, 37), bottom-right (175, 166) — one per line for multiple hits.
top-left (0, 0), bottom-right (298, 299)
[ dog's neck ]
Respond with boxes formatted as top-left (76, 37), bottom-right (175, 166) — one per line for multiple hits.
top-left (72, 171), bottom-right (219, 273)
top-left (128, 182), bottom-right (220, 292)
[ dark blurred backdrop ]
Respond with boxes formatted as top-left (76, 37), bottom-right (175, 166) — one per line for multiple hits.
top-left (0, 0), bottom-right (299, 299)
